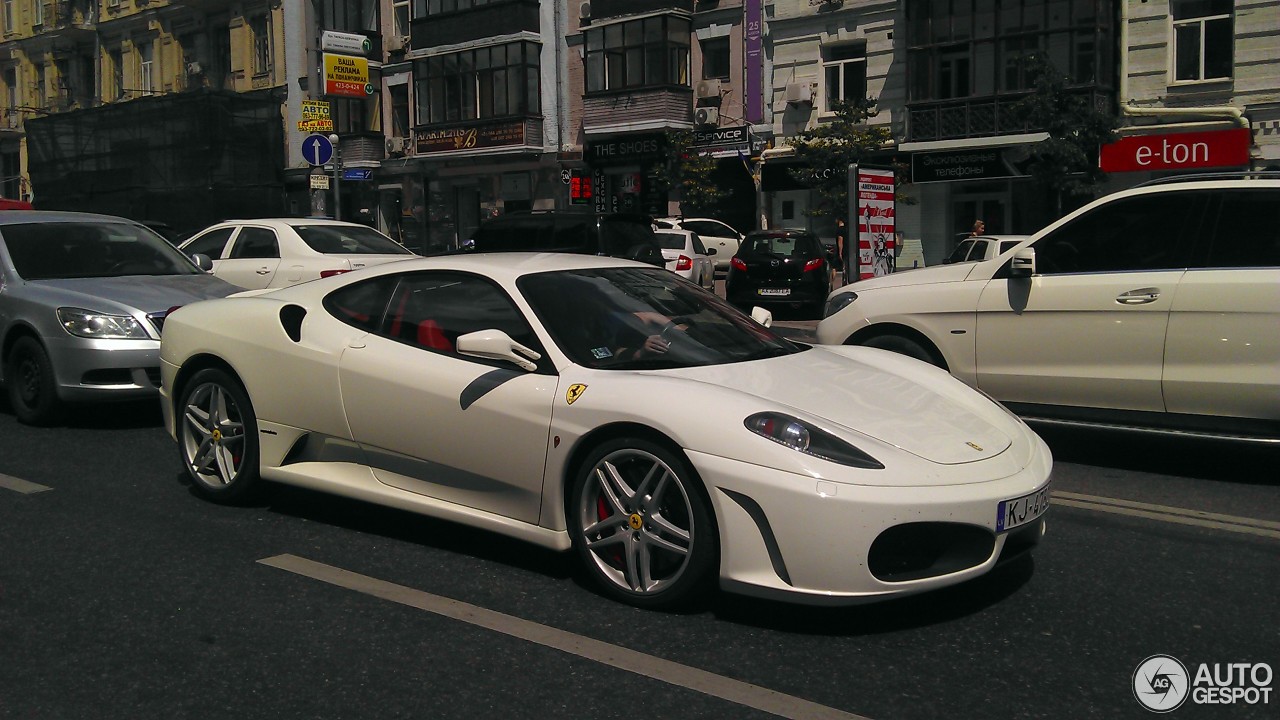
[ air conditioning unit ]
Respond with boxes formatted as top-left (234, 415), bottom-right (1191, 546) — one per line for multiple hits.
top-left (186, 61), bottom-right (203, 76)
top-left (579, 2), bottom-right (591, 20)
top-left (386, 137), bottom-right (409, 155)
top-left (695, 79), bottom-right (722, 100)
top-left (694, 107), bottom-right (719, 126)
top-left (386, 35), bottom-right (408, 52)
top-left (785, 82), bottom-right (814, 106)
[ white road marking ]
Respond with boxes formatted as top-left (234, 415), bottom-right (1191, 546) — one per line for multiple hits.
top-left (1051, 491), bottom-right (1280, 540)
top-left (0, 473), bottom-right (52, 494)
top-left (260, 553), bottom-right (871, 720)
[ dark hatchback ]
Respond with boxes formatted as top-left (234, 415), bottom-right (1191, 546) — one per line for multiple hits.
top-left (725, 229), bottom-right (832, 317)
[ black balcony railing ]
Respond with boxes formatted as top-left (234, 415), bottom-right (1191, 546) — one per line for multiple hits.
top-left (907, 90), bottom-right (1114, 143)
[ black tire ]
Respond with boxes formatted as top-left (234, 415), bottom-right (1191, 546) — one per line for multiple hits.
top-left (176, 368), bottom-right (261, 503)
top-left (6, 336), bottom-right (63, 426)
top-left (861, 334), bottom-right (942, 368)
top-left (569, 437), bottom-right (718, 609)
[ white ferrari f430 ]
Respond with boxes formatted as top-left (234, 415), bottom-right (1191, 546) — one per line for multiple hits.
top-left (160, 253), bottom-right (1051, 608)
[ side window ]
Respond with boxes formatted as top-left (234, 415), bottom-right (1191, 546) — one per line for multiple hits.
top-left (322, 275), bottom-right (399, 332)
top-left (691, 233), bottom-right (707, 255)
top-left (229, 227), bottom-right (280, 259)
top-left (685, 220), bottom-right (729, 238)
top-left (1032, 193), bottom-right (1199, 275)
top-left (185, 227), bottom-right (235, 258)
top-left (380, 272), bottom-right (542, 362)
top-left (1201, 190), bottom-right (1280, 269)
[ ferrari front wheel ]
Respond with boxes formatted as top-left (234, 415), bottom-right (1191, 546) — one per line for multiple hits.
top-left (570, 438), bottom-right (718, 609)
top-left (178, 368), bottom-right (260, 503)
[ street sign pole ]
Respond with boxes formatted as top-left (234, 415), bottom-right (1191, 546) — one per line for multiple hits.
top-left (330, 134), bottom-right (341, 221)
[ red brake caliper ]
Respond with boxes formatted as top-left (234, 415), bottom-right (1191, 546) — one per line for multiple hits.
top-left (597, 493), bottom-right (625, 569)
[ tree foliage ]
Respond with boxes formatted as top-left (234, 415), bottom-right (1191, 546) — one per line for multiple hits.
top-left (786, 98), bottom-right (893, 219)
top-left (652, 130), bottom-right (735, 214)
top-left (1011, 52), bottom-right (1118, 213)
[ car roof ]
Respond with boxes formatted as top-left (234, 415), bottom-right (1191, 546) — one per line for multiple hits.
top-left (0, 210), bottom-right (142, 227)
top-left (213, 218), bottom-right (374, 228)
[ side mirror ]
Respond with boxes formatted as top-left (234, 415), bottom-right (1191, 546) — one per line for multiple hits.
top-left (750, 306), bottom-right (773, 328)
top-left (1010, 248), bottom-right (1036, 278)
top-left (705, 247), bottom-right (717, 256)
top-left (456, 329), bottom-right (541, 371)
top-left (191, 253), bottom-right (214, 272)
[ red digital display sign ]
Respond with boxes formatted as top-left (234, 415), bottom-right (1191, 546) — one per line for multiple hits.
top-left (569, 170), bottom-right (593, 205)
top-left (1099, 128), bottom-right (1251, 173)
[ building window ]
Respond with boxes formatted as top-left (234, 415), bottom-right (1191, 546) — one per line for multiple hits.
top-left (414, 41), bottom-right (540, 125)
top-left (393, 0), bottom-right (410, 36)
top-left (417, 0), bottom-right (502, 16)
top-left (250, 14), bottom-right (272, 75)
top-left (584, 15), bottom-right (691, 93)
top-left (31, 0), bottom-right (41, 26)
top-left (701, 37), bottom-right (730, 80)
top-left (2, 0), bottom-right (13, 32)
top-left (138, 42), bottom-right (154, 95)
top-left (824, 42), bottom-right (867, 109)
top-left (109, 48), bottom-right (124, 99)
top-left (4, 68), bottom-right (17, 130)
top-left (1172, 0), bottom-right (1232, 82)
top-left (391, 84), bottom-right (410, 136)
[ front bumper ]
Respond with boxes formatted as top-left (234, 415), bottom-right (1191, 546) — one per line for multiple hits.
top-left (44, 334), bottom-right (163, 403)
top-left (692, 431), bottom-right (1052, 605)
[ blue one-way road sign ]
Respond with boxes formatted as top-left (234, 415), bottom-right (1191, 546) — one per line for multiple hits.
top-left (302, 134), bottom-right (334, 166)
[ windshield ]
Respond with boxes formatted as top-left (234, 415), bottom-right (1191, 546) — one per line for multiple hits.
top-left (655, 231), bottom-right (688, 250)
top-left (520, 267), bottom-right (802, 370)
top-left (294, 224), bottom-right (413, 255)
top-left (3, 221), bottom-right (205, 279)
top-left (741, 233), bottom-right (822, 258)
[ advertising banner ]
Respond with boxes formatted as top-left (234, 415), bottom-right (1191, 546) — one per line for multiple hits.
top-left (1099, 128), bottom-right (1251, 173)
top-left (854, 166), bottom-right (896, 280)
top-left (415, 121), bottom-right (526, 154)
top-left (323, 53), bottom-right (373, 98)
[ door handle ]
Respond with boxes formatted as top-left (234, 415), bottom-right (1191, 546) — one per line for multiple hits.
top-left (1116, 288), bottom-right (1161, 305)
top-left (256, 268), bottom-right (271, 275)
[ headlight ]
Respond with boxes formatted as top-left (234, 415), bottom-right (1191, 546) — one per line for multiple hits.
top-left (823, 291), bottom-right (858, 318)
top-left (57, 308), bottom-right (150, 339)
top-left (745, 412), bottom-right (884, 469)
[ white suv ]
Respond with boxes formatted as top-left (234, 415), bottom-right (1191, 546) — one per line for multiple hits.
top-left (655, 217), bottom-right (743, 272)
top-left (816, 177), bottom-right (1280, 441)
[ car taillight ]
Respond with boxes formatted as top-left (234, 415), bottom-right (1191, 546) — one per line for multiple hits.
top-left (730, 257), bottom-right (747, 272)
top-left (676, 255), bottom-right (692, 271)
top-left (803, 257), bottom-right (825, 273)
top-left (320, 269), bottom-right (350, 278)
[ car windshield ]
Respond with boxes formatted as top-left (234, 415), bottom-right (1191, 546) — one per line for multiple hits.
top-left (741, 233), bottom-right (821, 258)
top-left (655, 232), bottom-right (688, 250)
top-left (293, 224), bottom-right (413, 255)
top-left (520, 267), bottom-right (802, 370)
top-left (2, 221), bottom-right (205, 279)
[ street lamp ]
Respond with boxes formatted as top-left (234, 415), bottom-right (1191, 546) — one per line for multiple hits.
top-left (328, 133), bottom-right (341, 221)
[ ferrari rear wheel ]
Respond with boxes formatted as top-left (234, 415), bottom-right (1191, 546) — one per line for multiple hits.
top-left (570, 438), bottom-right (718, 609)
top-left (178, 368), bottom-right (260, 503)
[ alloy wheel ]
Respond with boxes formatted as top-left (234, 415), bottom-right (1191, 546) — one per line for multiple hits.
top-left (181, 380), bottom-right (248, 488)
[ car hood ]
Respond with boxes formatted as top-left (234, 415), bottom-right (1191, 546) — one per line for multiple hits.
top-left (661, 345), bottom-right (1014, 465)
top-left (27, 274), bottom-right (238, 314)
top-left (839, 261), bottom-right (981, 291)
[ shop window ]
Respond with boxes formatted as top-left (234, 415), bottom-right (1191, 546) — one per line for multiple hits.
top-left (414, 41), bottom-right (540, 125)
top-left (584, 15), bottom-right (690, 93)
top-left (1172, 0), bottom-right (1232, 82)
top-left (702, 37), bottom-right (730, 80)
top-left (823, 43), bottom-right (867, 109)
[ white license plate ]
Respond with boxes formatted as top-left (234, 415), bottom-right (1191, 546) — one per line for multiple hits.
top-left (996, 487), bottom-right (1049, 532)
top-left (758, 288), bottom-right (790, 297)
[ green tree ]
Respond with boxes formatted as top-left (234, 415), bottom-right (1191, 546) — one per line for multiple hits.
top-left (786, 97), bottom-right (893, 220)
top-left (1011, 52), bottom-right (1119, 215)
top-left (652, 130), bottom-right (734, 214)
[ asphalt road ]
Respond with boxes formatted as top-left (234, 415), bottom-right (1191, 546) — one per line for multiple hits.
top-left (2, 383), bottom-right (1278, 720)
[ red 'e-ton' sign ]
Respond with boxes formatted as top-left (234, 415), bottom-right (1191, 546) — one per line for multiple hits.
top-left (1099, 128), bottom-right (1251, 173)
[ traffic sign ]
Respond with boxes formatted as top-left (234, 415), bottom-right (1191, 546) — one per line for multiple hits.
top-left (301, 134), bottom-right (334, 166)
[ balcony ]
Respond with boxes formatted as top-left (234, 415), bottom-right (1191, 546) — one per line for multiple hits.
top-left (582, 87), bottom-right (692, 135)
top-left (411, 0), bottom-right (539, 49)
top-left (906, 90), bottom-right (1114, 143)
top-left (590, 0), bottom-right (693, 18)
top-left (36, 0), bottom-right (96, 40)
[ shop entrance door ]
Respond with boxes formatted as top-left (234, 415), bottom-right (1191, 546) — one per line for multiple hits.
top-left (953, 186), bottom-right (1010, 237)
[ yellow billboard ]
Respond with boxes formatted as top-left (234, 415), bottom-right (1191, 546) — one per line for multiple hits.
top-left (323, 53), bottom-right (372, 98)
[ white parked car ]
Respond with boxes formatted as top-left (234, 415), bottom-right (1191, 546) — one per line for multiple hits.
top-left (655, 217), bottom-right (743, 272)
top-left (179, 218), bottom-right (416, 290)
top-left (943, 234), bottom-right (1028, 264)
top-left (654, 228), bottom-right (715, 290)
top-left (818, 177), bottom-right (1280, 442)
top-left (160, 253), bottom-right (1051, 609)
